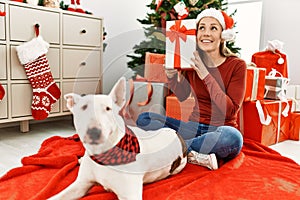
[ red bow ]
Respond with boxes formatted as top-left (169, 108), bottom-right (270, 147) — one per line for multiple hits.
top-left (166, 20), bottom-right (196, 69)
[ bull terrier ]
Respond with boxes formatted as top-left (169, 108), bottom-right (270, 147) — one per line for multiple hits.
top-left (48, 77), bottom-right (187, 200)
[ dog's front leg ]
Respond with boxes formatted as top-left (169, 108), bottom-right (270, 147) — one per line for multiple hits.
top-left (48, 155), bottom-right (95, 200)
top-left (48, 179), bottom-right (94, 200)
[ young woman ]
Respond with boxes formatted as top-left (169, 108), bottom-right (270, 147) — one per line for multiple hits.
top-left (136, 8), bottom-right (247, 170)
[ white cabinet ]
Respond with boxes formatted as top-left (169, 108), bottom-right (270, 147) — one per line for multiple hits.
top-left (0, 1), bottom-right (103, 132)
top-left (0, 3), bottom-right (5, 40)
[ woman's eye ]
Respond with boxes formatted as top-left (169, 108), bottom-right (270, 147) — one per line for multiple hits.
top-left (211, 26), bottom-right (218, 31)
top-left (198, 26), bottom-right (205, 31)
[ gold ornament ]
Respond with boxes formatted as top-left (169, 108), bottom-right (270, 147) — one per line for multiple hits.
top-left (189, 0), bottom-right (200, 6)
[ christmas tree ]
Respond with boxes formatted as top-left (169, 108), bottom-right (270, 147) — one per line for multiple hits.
top-left (127, 0), bottom-right (240, 77)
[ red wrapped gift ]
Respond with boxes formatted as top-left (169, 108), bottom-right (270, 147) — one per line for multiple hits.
top-left (166, 94), bottom-right (194, 122)
top-left (289, 111), bottom-right (300, 141)
top-left (165, 19), bottom-right (196, 70)
top-left (144, 52), bottom-right (168, 83)
top-left (251, 49), bottom-right (288, 78)
top-left (238, 99), bottom-right (292, 146)
top-left (244, 64), bottom-right (266, 102)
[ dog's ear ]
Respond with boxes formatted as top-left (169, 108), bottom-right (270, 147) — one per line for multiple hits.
top-left (64, 93), bottom-right (81, 112)
top-left (109, 77), bottom-right (126, 109)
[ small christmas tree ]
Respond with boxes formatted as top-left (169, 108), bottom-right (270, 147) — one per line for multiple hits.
top-left (127, 0), bottom-right (240, 77)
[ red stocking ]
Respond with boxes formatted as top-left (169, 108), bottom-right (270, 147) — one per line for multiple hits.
top-left (0, 83), bottom-right (4, 101)
top-left (16, 36), bottom-right (61, 120)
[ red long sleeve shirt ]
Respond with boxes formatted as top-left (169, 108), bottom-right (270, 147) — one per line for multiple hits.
top-left (168, 56), bottom-right (247, 128)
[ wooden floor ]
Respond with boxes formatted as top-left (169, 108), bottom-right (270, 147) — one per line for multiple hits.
top-left (0, 119), bottom-right (299, 177)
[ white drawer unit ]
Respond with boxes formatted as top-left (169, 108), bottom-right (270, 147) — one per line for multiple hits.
top-left (0, 3), bottom-right (5, 40)
top-left (0, 1), bottom-right (103, 132)
top-left (0, 84), bottom-right (7, 119)
top-left (62, 48), bottom-right (101, 78)
top-left (0, 44), bottom-right (6, 79)
top-left (9, 5), bottom-right (60, 44)
top-left (63, 14), bottom-right (101, 47)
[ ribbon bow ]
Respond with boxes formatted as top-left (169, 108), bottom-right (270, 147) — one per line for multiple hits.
top-left (166, 20), bottom-right (196, 69)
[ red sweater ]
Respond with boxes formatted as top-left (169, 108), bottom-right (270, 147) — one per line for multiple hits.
top-left (168, 56), bottom-right (247, 128)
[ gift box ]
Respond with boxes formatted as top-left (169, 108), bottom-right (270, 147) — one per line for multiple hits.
top-left (244, 65), bottom-right (266, 102)
top-left (144, 52), bottom-right (168, 83)
top-left (238, 99), bottom-right (292, 146)
top-left (165, 19), bottom-right (196, 70)
top-left (251, 49), bottom-right (288, 78)
top-left (264, 69), bottom-right (289, 100)
top-left (166, 94), bottom-right (194, 122)
top-left (122, 80), bottom-right (169, 125)
top-left (289, 111), bottom-right (300, 141)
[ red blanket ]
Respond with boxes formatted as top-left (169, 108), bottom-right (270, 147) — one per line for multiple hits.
top-left (1, 134), bottom-right (300, 200)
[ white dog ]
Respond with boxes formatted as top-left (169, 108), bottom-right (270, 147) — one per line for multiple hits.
top-left (48, 77), bottom-right (187, 200)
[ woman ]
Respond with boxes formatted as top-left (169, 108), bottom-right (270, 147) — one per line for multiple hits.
top-left (136, 8), bottom-right (247, 170)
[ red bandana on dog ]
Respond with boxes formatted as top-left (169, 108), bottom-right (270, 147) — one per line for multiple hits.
top-left (90, 126), bottom-right (140, 166)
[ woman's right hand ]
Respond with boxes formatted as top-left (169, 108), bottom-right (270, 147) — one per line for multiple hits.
top-left (165, 68), bottom-right (178, 79)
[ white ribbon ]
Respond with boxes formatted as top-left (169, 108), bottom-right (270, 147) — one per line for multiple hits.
top-left (255, 100), bottom-right (272, 125)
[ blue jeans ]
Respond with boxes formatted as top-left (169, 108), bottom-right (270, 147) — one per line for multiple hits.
top-left (136, 112), bottom-right (243, 161)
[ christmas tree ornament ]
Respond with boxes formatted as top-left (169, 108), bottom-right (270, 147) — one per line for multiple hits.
top-left (16, 25), bottom-right (61, 120)
top-left (196, 8), bottom-right (236, 42)
top-left (189, 0), bottom-right (200, 6)
top-left (174, 1), bottom-right (189, 20)
top-left (0, 83), bottom-right (5, 101)
top-left (155, 0), bottom-right (163, 11)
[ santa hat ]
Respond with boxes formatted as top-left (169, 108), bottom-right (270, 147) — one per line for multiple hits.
top-left (196, 8), bottom-right (235, 42)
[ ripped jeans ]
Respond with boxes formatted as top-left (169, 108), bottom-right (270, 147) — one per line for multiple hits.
top-left (136, 112), bottom-right (243, 161)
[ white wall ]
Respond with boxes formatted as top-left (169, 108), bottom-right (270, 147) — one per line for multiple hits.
top-left (78, 0), bottom-right (300, 93)
top-left (260, 0), bottom-right (300, 84)
top-left (78, 0), bottom-right (150, 93)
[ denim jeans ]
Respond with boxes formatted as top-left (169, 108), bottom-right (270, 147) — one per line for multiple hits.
top-left (136, 112), bottom-right (243, 160)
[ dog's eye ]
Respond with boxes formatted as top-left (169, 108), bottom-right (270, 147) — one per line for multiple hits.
top-left (81, 104), bottom-right (88, 110)
top-left (106, 106), bottom-right (111, 111)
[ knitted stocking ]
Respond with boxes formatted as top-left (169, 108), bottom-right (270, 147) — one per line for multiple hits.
top-left (0, 83), bottom-right (4, 101)
top-left (16, 36), bottom-right (61, 120)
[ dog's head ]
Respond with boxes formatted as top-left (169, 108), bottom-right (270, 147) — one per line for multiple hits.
top-left (64, 77), bottom-right (127, 155)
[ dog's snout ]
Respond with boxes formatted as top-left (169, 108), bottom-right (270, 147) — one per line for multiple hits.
top-left (87, 127), bottom-right (102, 144)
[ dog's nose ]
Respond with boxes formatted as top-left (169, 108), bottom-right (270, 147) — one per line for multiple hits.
top-left (87, 127), bottom-right (101, 144)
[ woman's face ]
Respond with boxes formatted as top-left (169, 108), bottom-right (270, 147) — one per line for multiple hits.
top-left (197, 17), bottom-right (223, 54)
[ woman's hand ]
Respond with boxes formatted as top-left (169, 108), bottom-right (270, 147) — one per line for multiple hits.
top-left (190, 51), bottom-right (209, 80)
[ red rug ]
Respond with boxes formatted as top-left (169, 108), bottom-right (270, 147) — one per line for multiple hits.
top-left (1, 134), bottom-right (300, 200)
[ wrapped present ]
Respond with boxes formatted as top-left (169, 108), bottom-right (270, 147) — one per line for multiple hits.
top-left (166, 94), bottom-right (194, 122)
top-left (144, 52), bottom-right (168, 83)
top-left (244, 63), bottom-right (266, 102)
top-left (121, 79), bottom-right (169, 125)
top-left (238, 99), bottom-right (292, 146)
top-left (251, 40), bottom-right (288, 78)
top-left (289, 111), bottom-right (300, 141)
top-left (165, 19), bottom-right (196, 70)
top-left (264, 69), bottom-right (290, 100)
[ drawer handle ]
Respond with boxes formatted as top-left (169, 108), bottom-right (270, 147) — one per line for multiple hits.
top-left (81, 29), bottom-right (87, 34)
top-left (80, 62), bottom-right (87, 66)
top-left (0, 11), bottom-right (5, 17)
